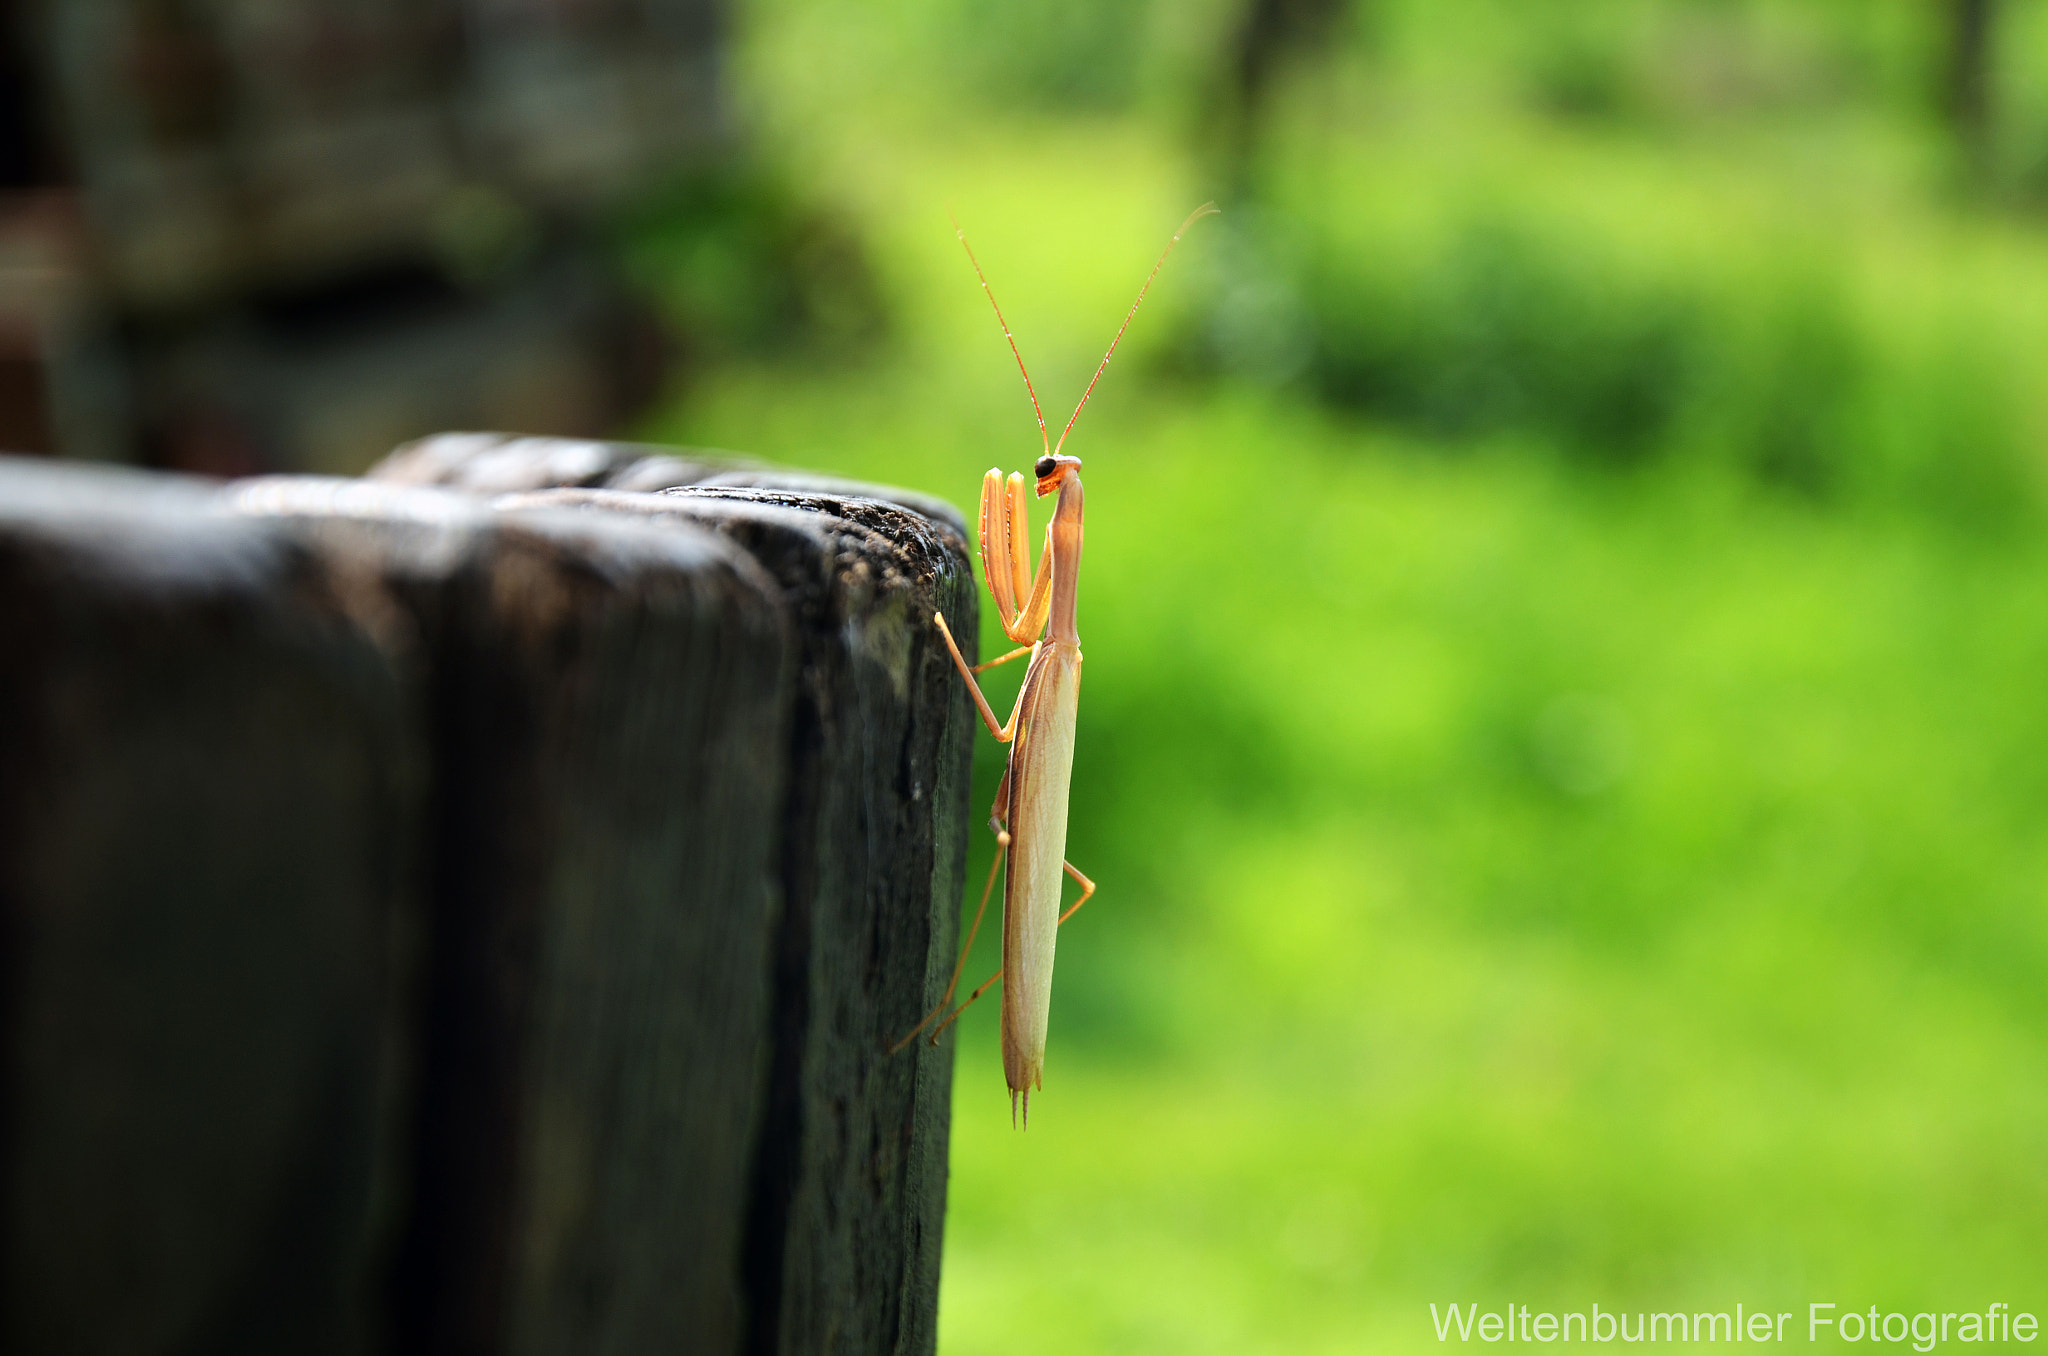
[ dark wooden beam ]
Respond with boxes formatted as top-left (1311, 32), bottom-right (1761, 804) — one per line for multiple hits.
top-left (0, 447), bottom-right (974, 1356)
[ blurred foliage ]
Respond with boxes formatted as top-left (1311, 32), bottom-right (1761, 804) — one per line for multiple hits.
top-left (1156, 3), bottom-right (2048, 513)
top-left (1170, 176), bottom-right (2038, 514)
top-left (614, 165), bottom-right (888, 365)
top-left (951, 0), bottom-right (1157, 111)
top-left (636, 0), bottom-right (2048, 1350)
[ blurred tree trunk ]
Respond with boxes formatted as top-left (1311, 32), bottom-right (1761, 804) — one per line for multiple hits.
top-left (1, 0), bottom-right (60, 188)
top-left (1213, 0), bottom-right (1350, 200)
top-left (1941, 0), bottom-right (1997, 177)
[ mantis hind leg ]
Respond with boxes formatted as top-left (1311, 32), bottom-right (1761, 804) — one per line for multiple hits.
top-left (920, 856), bottom-right (1098, 1047)
top-left (890, 824), bottom-right (1009, 1055)
top-left (890, 773), bottom-right (1012, 1054)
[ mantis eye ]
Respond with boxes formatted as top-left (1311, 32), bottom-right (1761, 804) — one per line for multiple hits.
top-left (1034, 456), bottom-right (1056, 479)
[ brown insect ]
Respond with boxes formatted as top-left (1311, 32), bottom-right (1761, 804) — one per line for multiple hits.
top-left (894, 203), bottom-right (1217, 1126)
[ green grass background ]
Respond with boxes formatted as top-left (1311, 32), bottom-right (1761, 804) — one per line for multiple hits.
top-left (632, 2), bottom-right (2048, 1349)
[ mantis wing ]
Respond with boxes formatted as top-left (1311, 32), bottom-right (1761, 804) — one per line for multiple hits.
top-left (999, 641), bottom-right (1082, 1103)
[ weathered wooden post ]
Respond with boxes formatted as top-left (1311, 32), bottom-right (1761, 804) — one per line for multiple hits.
top-left (0, 442), bottom-right (975, 1356)
top-left (366, 433), bottom-right (980, 1354)
top-left (0, 460), bottom-right (419, 1355)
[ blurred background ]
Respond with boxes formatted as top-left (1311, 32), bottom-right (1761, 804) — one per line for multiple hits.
top-left (7, 0), bottom-right (2048, 1351)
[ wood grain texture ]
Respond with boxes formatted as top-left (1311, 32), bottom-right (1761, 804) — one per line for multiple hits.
top-left (232, 478), bottom-right (802, 1356)
top-left (0, 449), bottom-right (974, 1356)
top-left (0, 457), bottom-right (414, 1356)
top-left (489, 484), bottom-right (977, 1356)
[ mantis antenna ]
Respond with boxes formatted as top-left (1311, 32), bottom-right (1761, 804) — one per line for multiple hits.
top-left (952, 211), bottom-right (1051, 455)
top-left (1053, 201), bottom-right (1219, 456)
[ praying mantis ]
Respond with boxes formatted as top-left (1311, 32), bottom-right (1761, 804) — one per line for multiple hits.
top-left (893, 203), bottom-right (1216, 1127)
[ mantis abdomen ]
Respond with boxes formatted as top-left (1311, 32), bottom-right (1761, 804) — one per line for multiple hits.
top-left (1000, 640), bottom-right (1082, 1097)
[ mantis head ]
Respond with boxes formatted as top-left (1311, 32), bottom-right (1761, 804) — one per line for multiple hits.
top-left (1034, 453), bottom-right (1081, 497)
